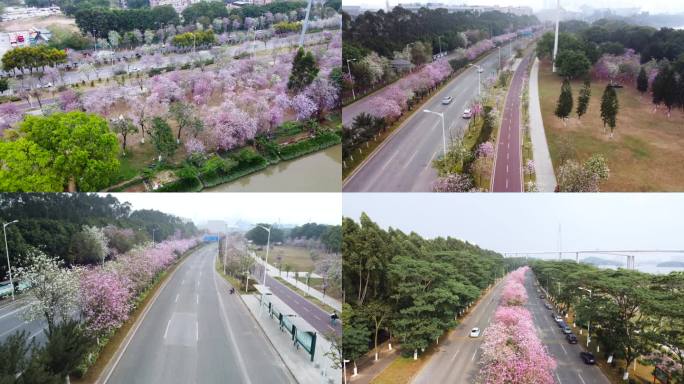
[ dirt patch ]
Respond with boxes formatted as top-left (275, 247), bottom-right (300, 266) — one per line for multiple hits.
top-left (0, 14), bottom-right (77, 32)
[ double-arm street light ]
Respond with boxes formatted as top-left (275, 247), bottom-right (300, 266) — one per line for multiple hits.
top-left (578, 287), bottom-right (592, 347)
top-left (3, 220), bottom-right (19, 301)
top-left (346, 58), bottom-right (357, 100)
top-left (423, 109), bottom-right (447, 157)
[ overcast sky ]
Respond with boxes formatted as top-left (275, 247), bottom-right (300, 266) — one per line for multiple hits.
top-left (343, 0), bottom-right (684, 14)
top-left (107, 193), bottom-right (341, 226)
top-left (343, 194), bottom-right (684, 263)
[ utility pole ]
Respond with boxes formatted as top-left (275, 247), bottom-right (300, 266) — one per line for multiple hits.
top-left (3, 220), bottom-right (18, 301)
top-left (298, 0), bottom-right (313, 47)
top-left (552, 0), bottom-right (560, 72)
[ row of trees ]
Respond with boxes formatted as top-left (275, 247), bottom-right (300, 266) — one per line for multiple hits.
top-left (288, 223), bottom-right (341, 253)
top-left (0, 193), bottom-right (198, 280)
top-left (74, 6), bottom-right (180, 39)
top-left (171, 30), bottom-right (216, 48)
top-left (478, 267), bottom-right (556, 383)
top-left (1, 46), bottom-right (67, 75)
top-left (343, 6), bottom-right (537, 58)
top-left (531, 260), bottom-right (684, 382)
top-left (342, 213), bottom-right (506, 372)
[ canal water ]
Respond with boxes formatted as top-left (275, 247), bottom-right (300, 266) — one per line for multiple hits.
top-left (204, 145), bottom-right (341, 192)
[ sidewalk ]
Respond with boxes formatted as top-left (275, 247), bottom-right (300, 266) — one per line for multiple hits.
top-left (252, 252), bottom-right (342, 312)
top-left (529, 57), bottom-right (557, 192)
top-left (242, 291), bottom-right (342, 384)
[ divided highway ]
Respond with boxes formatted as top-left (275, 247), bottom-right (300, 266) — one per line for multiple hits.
top-left (491, 54), bottom-right (532, 192)
top-left (524, 272), bottom-right (610, 384)
top-left (0, 298), bottom-right (48, 346)
top-left (412, 279), bottom-right (506, 384)
top-left (106, 244), bottom-right (294, 384)
top-left (343, 40), bottom-right (524, 192)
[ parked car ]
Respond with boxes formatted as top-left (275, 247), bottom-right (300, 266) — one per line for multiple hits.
top-left (554, 315), bottom-right (563, 322)
top-left (566, 334), bottom-right (578, 344)
top-left (544, 302), bottom-right (553, 310)
top-left (470, 327), bottom-right (481, 338)
top-left (539, 294), bottom-right (545, 299)
top-left (580, 352), bottom-right (596, 365)
top-left (462, 108), bottom-right (473, 119)
top-left (562, 326), bottom-right (573, 334)
top-left (557, 320), bottom-right (567, 328)
top-left (442, 96), bottom-right (453, 105)
top-left (0, 282), bottom-right (13, 298)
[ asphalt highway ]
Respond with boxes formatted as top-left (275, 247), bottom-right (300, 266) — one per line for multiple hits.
top-left (524, 271), bottom-right (611, 384)
top-left (106, 244), bottom-right (294, 384)
top-left (0, 297), bottom-right (49, 346)
top-left (412, 278), bottom-right (506, 384)
top-left (491, 54), bottom-right (532, 192)
top-left (343, 40), bottom-right (526, 192)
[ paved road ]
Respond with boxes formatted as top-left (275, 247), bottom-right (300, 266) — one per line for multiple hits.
top-left (343, 40), bottom-right (526, 192)
top-left (524, 271), bottom-right (611, 384)
top-left (107, 244), bottom-right (294, 384)
top-left (491, 54), bottom-right (532, 192)
top-left (412, 279), bottom-right (506, 384)
top-left (0, 297), bottom-right (49, 346)
top-left (255, 267), bottom-right (341, 338)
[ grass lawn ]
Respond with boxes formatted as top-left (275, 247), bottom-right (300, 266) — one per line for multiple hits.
top-left (256, 245), bottom-right (315, 273)
top-left (538, 59), bottom-right (684, 191)
top-left (369, 348), bottom-right (435, 384)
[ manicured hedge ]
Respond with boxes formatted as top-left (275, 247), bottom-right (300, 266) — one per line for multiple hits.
top-left (198, 149), bottom-right (269, 188)
top-left (278, 131), bottom-right (341, 160)
top-left (155, 176), bottom-right (203, 192)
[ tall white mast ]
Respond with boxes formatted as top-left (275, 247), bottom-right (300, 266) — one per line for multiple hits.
top-left (552, 0), bottom-right (560, 72)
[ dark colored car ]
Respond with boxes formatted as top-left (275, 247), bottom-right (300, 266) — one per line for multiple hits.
top-left (580, 352), bottom-right (596, 365)
top-left (566, 334), bottom-right (578, 344)
top-left (539, 294), bottom-right (545, 299)
top-left (558, 321), bottom-right (567, 328)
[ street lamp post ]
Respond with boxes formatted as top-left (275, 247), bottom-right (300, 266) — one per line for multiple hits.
top-left (151, 228), bottom-right (157, 244)
top-left (470, 64), bottom-right (483, 96)
top-left (437, 35), bottom-right (442, 56)
top-left (257, 225), bottom-right (272, 316)
top-left (498, 46), bottom-right (501, 72)
top-left (579, 287), bottom-right (592, 347)
top-left (346, 58), bottom-right (356, 100)
top-left (3, 220), bottom-right (19, 301)
top-left (423, 109), bottom-right (447, 157)
top-left (343, 359), bottom-right (350, 384)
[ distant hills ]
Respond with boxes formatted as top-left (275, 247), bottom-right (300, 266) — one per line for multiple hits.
top-left (656, 261), bottom-right (684, 268)
top-left (581, 257), bottom-right (624, 267)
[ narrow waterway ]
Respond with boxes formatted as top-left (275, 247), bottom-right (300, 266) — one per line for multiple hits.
top-left (203, 145), bottom-right (341, 192)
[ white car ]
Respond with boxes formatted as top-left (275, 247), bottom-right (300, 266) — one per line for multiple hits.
top-left (462, 108), bottom-right (473, 119)
top-left (129, 67), bottom-right (140, 73)
top-left (469, 327), bottom-right (481, 337)
top-left (442, 96), bottom-right (453, 105)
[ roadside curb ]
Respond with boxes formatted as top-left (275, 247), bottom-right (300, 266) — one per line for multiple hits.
top-left (96, 244), bottom-right (205, 384)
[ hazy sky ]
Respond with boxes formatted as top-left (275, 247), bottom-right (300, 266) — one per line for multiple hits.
top-left (343, 194), bottom-right (684, 262)
top-left (106, 193), bottom-right (341, 226)
top-left (343, 0), bottom-right (684, 14)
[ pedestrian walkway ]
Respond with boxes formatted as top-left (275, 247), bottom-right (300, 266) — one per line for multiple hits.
top-left (348, 341), bottom-right (398, 384)
top-left (529, 58), bottom-right (557, 192)
top-left (242, 291), bottom-right (341, 384)
top-left (252, 252), bottom-right (342, 312)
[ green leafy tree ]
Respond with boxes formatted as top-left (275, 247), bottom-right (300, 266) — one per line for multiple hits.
top-left (555, 78), bottom-right (573, 124)
top-left (150, 117), bottom-right (178, 161)
top-left (287, 48), bottom-right (319, 93)
top-left (362, 301), bottom-right (391, 361)
top-left (39, 319), bottom-right (93, 383)
top-left (245, 224), bottom-right (284, 245)
top-left (342, 303), bottom-right (370, 374)
top-left (110, 116), bottom-right (138, 155)
top-left (576, 78), bottom-right (591, 119)
top-left (3, 112), bottom-right (120, 192)
top-left (0, 78), bottom-right (8, 93)
top-left (636, 67), bottom-right (648, 96)
top-left (169, 101), bottom-right (203, 141)
top-left (600, 85), bottom-right (619, 137)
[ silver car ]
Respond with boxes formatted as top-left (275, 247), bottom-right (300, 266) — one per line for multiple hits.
top-left (442, 96), bottom-right (453, 105)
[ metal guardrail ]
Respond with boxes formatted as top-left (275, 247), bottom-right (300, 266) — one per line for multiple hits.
top-left (266, 301), bottom-right (317, 362)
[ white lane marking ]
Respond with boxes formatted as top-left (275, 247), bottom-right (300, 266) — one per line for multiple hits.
top-left (577, 373), bottom-right (586, 384)
top-left (450, 351), bottom-right (459, 363)
top-left (471, 350), bottom-right (477, 361)
top-left (164, 319), bottom-right (171, 339)
top-left (560, 343), bottom-right (567, 355)
top-left (195, 321), bottom-right (199, 342)
top-left (556, 373), bottom-right (562, 384)
top-left (506, 164), bottom-right (509, 173)
top-left (29, 327), bottom-right (45, 340)
top-left (175, 294), bottom-right (179, 303)
top-left (0, 321), bottom-right (29, 338)
top-left (0, 304), bottom-right (29, 320)
top-left (196, 295), bottom-right (199, 305)
top-left (182, 279), bottom-right (185, 285)
top-left (506, 179), bottom-right (509, 189)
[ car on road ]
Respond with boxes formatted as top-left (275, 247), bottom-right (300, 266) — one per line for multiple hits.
top-left (129, 67), bottom-right (140, 73)
top-left (0, 282), bottom-right (13, 298)
top-left (544, 302), bottom-right (553, 310)
top-left (539, 294), bottom-right (545, 299)
top-left (580, 352), bottom-right (596, 365)
top-left (562, 326), bottom-right (573, 334)
top-left (470, 327), bottom-right (481, 337)
top-left (442, 96), bottom-right (453, 105)
top-left (566, 334), bottom-right (578, 344)
top-left (462, 108), bottom-right (473, 119)
top-left (553, 314), bottom-right (563, 322)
